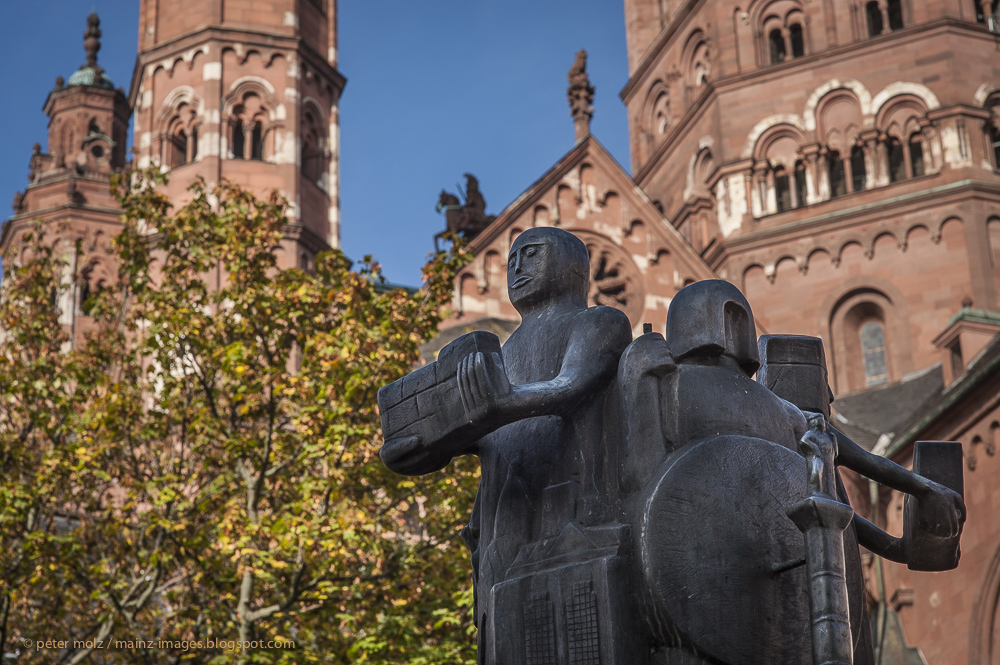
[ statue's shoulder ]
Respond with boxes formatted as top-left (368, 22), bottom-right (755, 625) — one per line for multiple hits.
top-left (575, 304), bottom-right (630, 328)
top-left (572, 305), bottom-right (632, 348)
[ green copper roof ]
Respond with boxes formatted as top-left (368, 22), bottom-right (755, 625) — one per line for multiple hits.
top-left (67, 65), bottom-right (115, 90)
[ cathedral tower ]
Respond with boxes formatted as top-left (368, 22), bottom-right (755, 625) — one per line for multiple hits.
top-left (2, 14), bottom-right (130, 339)
top-left (131, 0), bottom-right (345, 267)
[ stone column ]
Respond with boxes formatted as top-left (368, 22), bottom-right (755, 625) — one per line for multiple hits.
top-left (750, 164), bottom-right (765, 218)
top-left (860, 132), bottom-right (879, 189)
top-left (801, 144), bottom-right (822, 204)
top-left (816, 149), bottom-right (831, 201)
top-left (902, 138), bottom-right (914, 179)
top-left (875, 133), bottom-right (890, 186)
top-left (843, 150), bottom-right (856, 193)
top-left (744, 170), bottom-right (756, 219)
top-left (765, 167), bottom-right (777, 214)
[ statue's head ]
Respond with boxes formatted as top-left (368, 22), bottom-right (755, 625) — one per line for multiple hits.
top-left (507, 227), bottom-right (589, 313)
top-left (664, 280), bottom-right (760, 376)
top-left (757, 335), bottom-right (835, 419)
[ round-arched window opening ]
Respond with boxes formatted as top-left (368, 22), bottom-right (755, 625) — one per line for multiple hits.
top-left (769, 29), bottom-right (786, 64)
top-left (860, 321), bottom-right (889, 387)
top-left (91, 145), bottom-right (105, 159)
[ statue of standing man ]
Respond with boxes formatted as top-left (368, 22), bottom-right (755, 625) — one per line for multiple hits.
top-left (379, 227), bottom-right (632, 664)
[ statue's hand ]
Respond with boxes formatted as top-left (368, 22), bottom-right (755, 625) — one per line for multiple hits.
top-left (917, 480), bottom-right (966, 539)
top-left (457, 351), bottom-right (511, 425)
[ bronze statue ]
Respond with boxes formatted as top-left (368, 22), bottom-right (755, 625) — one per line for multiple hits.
top-left (434, 173), bottom-right (496, 250)
top-left (381, 228), bottom-right (634, 662)
top-left (378, 246), bottom-right (966, 665)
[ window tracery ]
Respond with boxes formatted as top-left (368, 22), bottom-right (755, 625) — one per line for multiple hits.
top-left (163, 103), bottom-right (199, 168)
top-left (224, 83), bottom-right (278, 162)
top-left (758, 2), bottom-right (807, 66)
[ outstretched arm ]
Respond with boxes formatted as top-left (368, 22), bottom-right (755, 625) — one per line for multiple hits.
top-left (831, 424), bottom-right (965, 539)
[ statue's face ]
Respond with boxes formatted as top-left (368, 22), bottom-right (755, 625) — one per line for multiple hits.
top-left (507, 237), bottom-right (553, 311)
top-left (506, 228), bottom-right (589, 313)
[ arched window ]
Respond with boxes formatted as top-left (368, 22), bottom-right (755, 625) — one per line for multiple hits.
top-left (170, 129), bottom-right (188, 168)
top-left (887, 137), bottom-right (905, 182)
top-left (909, 134), bottom-right (925, 176)
top-left (250, 122), bottom-right (264, 161)
top-left (191, 126), bottom-right (199, 161)
top-left (794, 161), bottom-right (808, 208)
top-left (975, 0), bottom-right (987, 23)
top-left (829, 151), bottom-right (847, 198)
top-left (991, 125), bottom-right (1000, 168)
top-left (775, 167), bottom-right (792, 212)
top-left (769, 29), bottom-right (787, 64)
top-left (887, 0), bottom-right (904, 30)
top-left (861, 321), bottom-right (889, 387)
top-left (232, 119), bottom-right (245, 160)
top-left (866, 1), bottom-right (884, 37)
top-left (789, 24), bottom-right (805, 58)
top-left (850, 145), bottom-right (867, 192)
top-left (79, 279), bottom-right (91, 313)
top-left (653, 92), bottom-right (670, 135)
top-left (301, 109), bottom-right (326, 185)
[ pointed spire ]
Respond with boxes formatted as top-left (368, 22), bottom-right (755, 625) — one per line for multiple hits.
top-left (567, 49), bottom-right (595, 142)
top-left (84, 12), bottom-right (103, 74)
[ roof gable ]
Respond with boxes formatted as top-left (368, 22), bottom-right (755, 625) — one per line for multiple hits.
top-left (451, 135), bottom-right (717, 332)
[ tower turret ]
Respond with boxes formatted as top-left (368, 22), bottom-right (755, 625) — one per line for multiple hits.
top-left (1, 13), bottom-right (131, 341)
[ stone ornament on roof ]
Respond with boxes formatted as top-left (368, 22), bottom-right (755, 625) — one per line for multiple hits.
top-left (67, 13), bottom-right (115, 90)
top-left (567, 49), bottom-right (595, 142)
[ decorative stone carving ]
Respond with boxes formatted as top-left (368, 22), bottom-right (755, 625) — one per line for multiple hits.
top-left (435, 173), bottom-right (496, 250)
top-left (578, 232), bottom-right (644, 326)
top-left (567, 50), bottom-right (595, 142)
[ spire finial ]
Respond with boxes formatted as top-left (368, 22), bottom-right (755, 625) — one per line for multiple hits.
top-left (84, 12), bottom-right (103, 73)
top-left (567, 49), bottom-right (595, 142)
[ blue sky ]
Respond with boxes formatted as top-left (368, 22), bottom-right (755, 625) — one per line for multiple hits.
top-left (1, 1), bottom-right (632, 286)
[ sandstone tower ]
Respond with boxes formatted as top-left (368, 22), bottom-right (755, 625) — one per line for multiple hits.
top-left (131, 0), bottom-right (345, 269)
top-left (2, 14), bottom-right (131, 339)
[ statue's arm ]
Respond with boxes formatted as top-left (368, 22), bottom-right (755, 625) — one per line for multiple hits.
top-left (852, 514), bottom-right (907, 563)
top-left (830, 424), bottom-right (965, 538)
top-left (508, 307), bottom-right (631, 418)
top-left (459, 307), bottom-right (632, 427)
top-left (833, 424), bottom-right (932, 495)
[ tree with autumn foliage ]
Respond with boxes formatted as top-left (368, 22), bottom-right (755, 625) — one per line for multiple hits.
top-left (0, 168), bottom-right (478, 664)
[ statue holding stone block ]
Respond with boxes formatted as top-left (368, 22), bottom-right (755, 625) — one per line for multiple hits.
top-left (378, 231), bottom-right (966, 665)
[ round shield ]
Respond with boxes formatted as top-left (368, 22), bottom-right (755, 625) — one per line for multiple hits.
top-left (639, 435), bottom-right (864, 665)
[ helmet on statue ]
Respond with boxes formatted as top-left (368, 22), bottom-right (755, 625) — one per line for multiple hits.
top-left (665, 280), bottom-right (760, 377)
